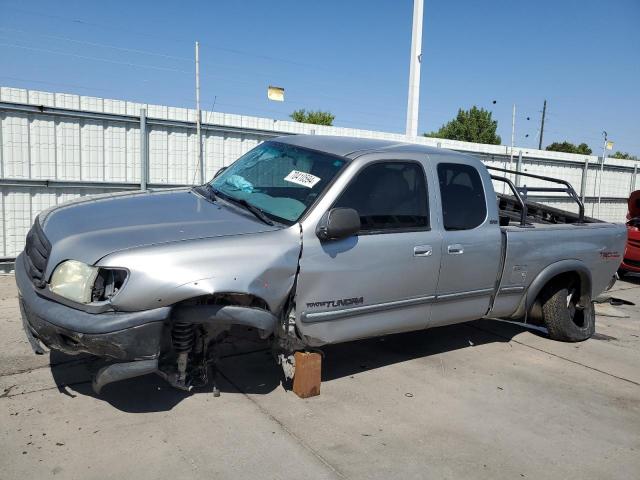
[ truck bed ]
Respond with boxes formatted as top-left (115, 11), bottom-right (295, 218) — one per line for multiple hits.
top-left (488, 165), bottom-right (601, 227)
top-left (496, 193), bottom-right (602, 227)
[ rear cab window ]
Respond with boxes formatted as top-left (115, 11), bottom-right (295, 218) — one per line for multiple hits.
top-left (437, 163), bottom-right (487, 230)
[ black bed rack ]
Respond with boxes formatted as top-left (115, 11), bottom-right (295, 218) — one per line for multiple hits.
top-left (486, 165), bottom-right (585, 226)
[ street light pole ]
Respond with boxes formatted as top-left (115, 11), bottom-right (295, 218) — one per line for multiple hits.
top-left (405, 0), bottom-right (423, 137)
top-left (195, 41), bottom-right (203, 184)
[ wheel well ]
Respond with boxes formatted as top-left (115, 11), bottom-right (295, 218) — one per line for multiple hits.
top-left (175, 292), bottom-right (271, 311)
top-left (540, 272), bottom-right (582, 299)
top-left (526, 270), bottom-right (589, 324)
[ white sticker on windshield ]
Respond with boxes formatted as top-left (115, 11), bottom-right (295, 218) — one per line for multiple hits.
top-left (284, 170), bottom-right (321, 188)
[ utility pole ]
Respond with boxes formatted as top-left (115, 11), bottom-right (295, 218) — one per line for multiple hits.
top-left (195, 41), bottom-right (204, 184)
top-left (510, 103), bottom-right (516, 166)
top-left (538, 99), bottom-right (546, 150)
top-left (405, 0), bottom-right (423, 137)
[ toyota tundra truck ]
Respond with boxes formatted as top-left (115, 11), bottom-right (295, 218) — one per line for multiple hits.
top-left (16, 135), bottom-right (626, 392)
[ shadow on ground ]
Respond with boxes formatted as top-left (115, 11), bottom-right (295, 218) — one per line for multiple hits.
top-left (51, 319), bottom-right (529, 413)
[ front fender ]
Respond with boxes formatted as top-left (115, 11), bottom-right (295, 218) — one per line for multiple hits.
top-left (98, 227), bottom-right (302, 313)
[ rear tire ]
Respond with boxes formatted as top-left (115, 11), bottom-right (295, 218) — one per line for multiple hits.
top-left (541, 279), bottom-right (595, 342)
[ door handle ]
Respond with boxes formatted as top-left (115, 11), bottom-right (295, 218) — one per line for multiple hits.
top-left (447, 244), bottom-right (464, 255)
top-left (413, 245), bottom-right (433, 257)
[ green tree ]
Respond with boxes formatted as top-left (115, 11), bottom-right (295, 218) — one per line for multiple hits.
top-left (424, 106), bottom-right (501, 145)
top-left (545, 141), bottom-right (592, 155)
top-left (612, 151), bottom-right (639, 160)
top-left (576, 143), bottom-right (592, 155)
top-left (290, 109), bottom-right (335, 126)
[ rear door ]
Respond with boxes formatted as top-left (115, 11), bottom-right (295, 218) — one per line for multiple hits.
top-left (429, 157), bottom-right (502, 327)
top-left (296, 156), bottom-right (442, 345)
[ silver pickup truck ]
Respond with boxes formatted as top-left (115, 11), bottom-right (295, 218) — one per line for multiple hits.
top-left (16, 135), bottom-right (626, 392)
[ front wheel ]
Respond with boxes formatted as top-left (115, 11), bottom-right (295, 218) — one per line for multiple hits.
top-left (541, 279), bottom-right (595, 342)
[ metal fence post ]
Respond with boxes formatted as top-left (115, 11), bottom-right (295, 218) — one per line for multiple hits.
top-left (140, 108), bottom-right (148, 190)
top-left (515, 151), bottom-right (523, 187)
top-left (580, 157), bottom-right (589, 202)
top-left (199, 110), bottom-right (205, 184)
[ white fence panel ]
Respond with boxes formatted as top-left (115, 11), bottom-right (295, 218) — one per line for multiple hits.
top-left (2, 113), bottom-right (30, 178)
top-left (29, 117), bottom-right (56, 179)
top-left (0, 86), bottom-right (637, 259)
top-left (104, 122), bottom-right (128, 182)
top-left (56, 119), bottom-right (81, 180)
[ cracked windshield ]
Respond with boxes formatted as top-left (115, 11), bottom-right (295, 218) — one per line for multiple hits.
top-left (210, 141), bottom-right (346, 224)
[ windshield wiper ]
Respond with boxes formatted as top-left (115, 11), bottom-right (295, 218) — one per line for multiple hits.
top-left (211, 187), bottom-right (274, 226)
top-left (232, 198), bottom-right (275, 226)
top-left (203, 183), bottom-right (217, 201)
top-left (192, 183), bottom-right (217, 202)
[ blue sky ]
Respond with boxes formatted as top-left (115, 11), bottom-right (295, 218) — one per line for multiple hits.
top-left (1, 0), bottom-right (639, 155)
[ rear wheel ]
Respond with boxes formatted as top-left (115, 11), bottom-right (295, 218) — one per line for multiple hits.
top-left (541, 278), bottom-right (595, 342)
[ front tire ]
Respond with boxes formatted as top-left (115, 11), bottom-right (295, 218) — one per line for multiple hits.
top-left (541, 279), bottom-right (595, 342)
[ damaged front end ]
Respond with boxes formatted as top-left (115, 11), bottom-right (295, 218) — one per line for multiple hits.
top-left (93, 293), bottom-right (306, 394)
top-left (154, 293), bottom-right (280, 393)
top-left (18, 209), bottom-right (306, 394)
top-left (21, 282), bottom-right (292, 394)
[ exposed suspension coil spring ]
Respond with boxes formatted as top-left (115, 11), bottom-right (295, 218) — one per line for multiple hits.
top-left (171, 322), bottom-right (195, 353)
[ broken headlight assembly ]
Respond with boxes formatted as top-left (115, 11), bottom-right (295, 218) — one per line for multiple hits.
top-left (49, 260), bottom-right (127, 304)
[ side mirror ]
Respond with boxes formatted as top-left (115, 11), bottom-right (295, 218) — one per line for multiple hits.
top-left (316, 208), bottom-right (360, 241)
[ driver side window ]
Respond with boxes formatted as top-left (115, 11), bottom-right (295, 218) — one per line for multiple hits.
top-left (333, 161), bottom-right (429, 233)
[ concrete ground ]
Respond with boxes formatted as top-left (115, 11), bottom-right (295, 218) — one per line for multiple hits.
top-left (1, 275), bottom-right (639, 480)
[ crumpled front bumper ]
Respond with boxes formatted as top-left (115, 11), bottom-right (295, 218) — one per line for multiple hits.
top-left (16, 253), bottom-right (170, 361)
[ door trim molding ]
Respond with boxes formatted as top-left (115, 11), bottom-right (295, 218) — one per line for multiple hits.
top-left (301, 287), bottom-right (497, 324)
top-left (498, 285), bottom-right (525, 294)
top-left (435, 287), bottom-right (495, 302)
top-left (301, 295), bottom-right (435, 323)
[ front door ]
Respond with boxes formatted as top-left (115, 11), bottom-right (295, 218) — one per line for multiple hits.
top-left (296, 158), bottom-right (442, 345)
top-left (430, 158), bottom-right (502, 327)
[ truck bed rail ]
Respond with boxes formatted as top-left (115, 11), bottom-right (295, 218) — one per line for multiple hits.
top-left (486, 166), bottom-right (586, 224)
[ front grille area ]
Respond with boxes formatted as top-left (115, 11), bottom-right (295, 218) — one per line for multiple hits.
top-left (24, 219), bottom-right (51, 288)
top-left (628, 238), bottom-right (640, 249)
top-left (623, 257), bottom-right (640, 268)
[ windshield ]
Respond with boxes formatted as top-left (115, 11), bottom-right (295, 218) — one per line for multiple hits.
top-left (210, 141), bottom-right (346, 224)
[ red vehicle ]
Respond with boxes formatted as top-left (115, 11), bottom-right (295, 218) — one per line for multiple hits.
top-left (620, 190), bottom-right (640, 275)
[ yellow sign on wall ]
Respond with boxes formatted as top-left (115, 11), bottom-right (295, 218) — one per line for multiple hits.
top-left (267, 86), bottom-right (285, 102)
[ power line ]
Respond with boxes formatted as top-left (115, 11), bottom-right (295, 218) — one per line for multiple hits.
top-left (0, 42), bottom-right (191, 73)
top-left (0, 35), bottom-right (407, 119)
top-left (0, 27), bottom-right (193, 61)
top-left (0, 31), bottom-right (408, 107)
top-left (2, 6), bottom-right (317, 69)
top-left (2, 8), bottom-right (403, 95)
top-left (0, 27), bottom-right (313, 80)
top-left (0, 75), bottom-right (125, 95)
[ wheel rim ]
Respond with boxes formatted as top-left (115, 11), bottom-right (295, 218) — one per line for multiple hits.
top-left (566, 285), bottom-right (586, 328)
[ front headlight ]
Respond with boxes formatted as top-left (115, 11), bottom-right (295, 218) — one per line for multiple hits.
top-left (50, 260), bottom-right (99, 304)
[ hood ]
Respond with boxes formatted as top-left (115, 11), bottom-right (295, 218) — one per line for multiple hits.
top-left (40, 188), bottom-right (280, 272)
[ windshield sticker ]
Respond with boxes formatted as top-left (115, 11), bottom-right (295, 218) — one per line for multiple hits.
top-left (284, 170), bottom-right (321, 188)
